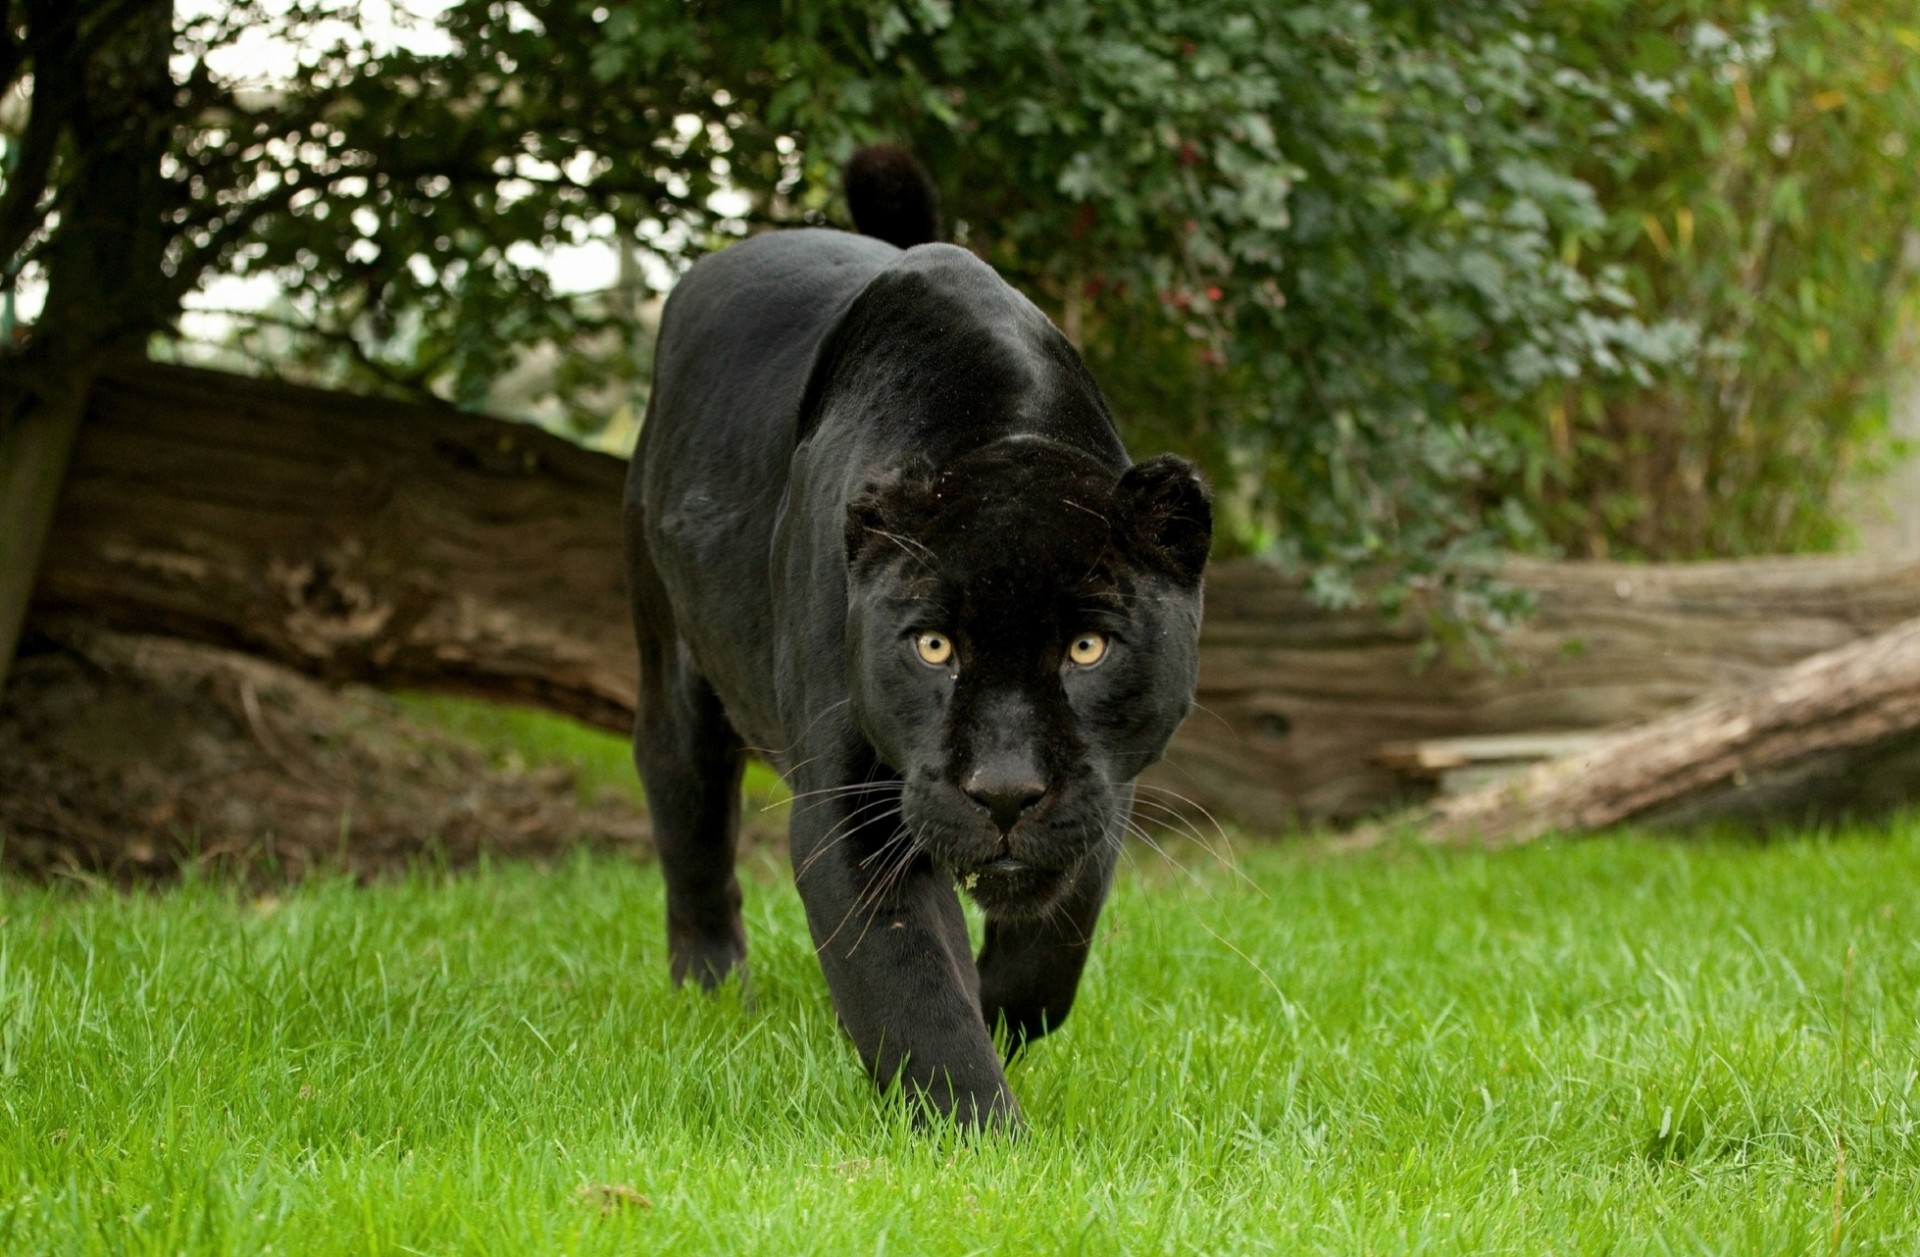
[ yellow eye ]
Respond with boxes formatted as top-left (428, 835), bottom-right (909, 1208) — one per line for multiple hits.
top-left (914, 631), bottom-right (954, 666)
top-left (1068, 632), bottom-right (1108, 667)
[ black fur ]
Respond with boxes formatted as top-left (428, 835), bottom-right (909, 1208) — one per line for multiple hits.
top-left (843, 145), bottom-right (941, 248)
top-left (624, 176), bottom-right (1210, 1130)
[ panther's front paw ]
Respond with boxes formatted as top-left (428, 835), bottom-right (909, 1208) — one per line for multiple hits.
top-left (668, 921), bottom-right (747, 992)
top-left (902, 1076), bottom-right (1025, 1137)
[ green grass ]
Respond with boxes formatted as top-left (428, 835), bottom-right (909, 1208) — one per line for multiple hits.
top-left (3, 822), bottom-right (1917, 1254)
top-left (391, 692), bottom-right (651, 804)
top-left (390, 692), bottom-right (789, 809)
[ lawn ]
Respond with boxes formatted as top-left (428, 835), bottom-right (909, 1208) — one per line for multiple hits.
top-left (2, 817), bottom-right (1916, 1254)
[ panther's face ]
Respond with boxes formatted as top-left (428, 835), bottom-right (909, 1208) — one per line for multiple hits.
top-left (843, 439), bottom-right (1211, 918)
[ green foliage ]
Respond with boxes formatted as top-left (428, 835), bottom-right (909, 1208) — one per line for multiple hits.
top-left (3, 825), bottom-right (1919, 1251)
top-left (157, 0), bottom-right (747, 429)
top-left (7, 1), bottom-right (1917, 613)
top-left (1518, 0), bottom-right (1920, 558)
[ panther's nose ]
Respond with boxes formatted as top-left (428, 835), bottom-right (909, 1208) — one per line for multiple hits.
top-left (964, 771), bottom-right (1046, 832)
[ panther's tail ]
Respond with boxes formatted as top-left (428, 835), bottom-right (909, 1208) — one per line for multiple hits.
top-left (843, 145), bottom-right (941, 249)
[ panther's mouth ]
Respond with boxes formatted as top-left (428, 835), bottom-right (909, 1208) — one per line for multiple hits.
top-left (956, 857), bottom-right (1033, 890)
top-left (905, 776), bottom-right (1098, 914)
top-left (956, 854), bottom-right (1068, 916)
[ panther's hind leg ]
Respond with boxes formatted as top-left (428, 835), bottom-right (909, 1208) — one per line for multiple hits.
top-left (630, 578), bottom-right (749, 990)
top-left (634, 648), bottom-right (748, 988)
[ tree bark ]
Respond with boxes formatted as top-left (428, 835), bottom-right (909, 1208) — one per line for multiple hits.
top-left (1150, 552), bottom-right (1920, 826)
top-left (32, 360), bottom-right (1920, 832)
top-left (1376, 614), bottom-right (1920, 847)
top-left (0, 0), bottom-right (177, 692)
top-left (0, 373), bottom-right (86, 693)
top-left (30, 361), bottom-right (639, 732)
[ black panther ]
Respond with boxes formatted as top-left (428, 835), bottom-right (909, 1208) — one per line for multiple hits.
top-left (623, 147), bottom-right (1211, 1130)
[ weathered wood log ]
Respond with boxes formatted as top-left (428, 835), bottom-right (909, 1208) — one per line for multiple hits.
top-left (1369, 614), bottom-right (1920, 846)
top-left (30, 360), bottom-right (1920, 831)
top-left (1157, 553), bottom-right (1920, 825)
top-left (30, 361), bottom-right (639, 733)
top-left (1372, 732), bottom-right (1613, 796)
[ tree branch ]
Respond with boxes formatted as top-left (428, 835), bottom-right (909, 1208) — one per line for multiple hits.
top-left (187, 303), bottom-right (444, 399)
top-left (1, 4), bottom-right (23, 88)
top-left (160, 177), bottom-right (314, 301)
top-left (65, 0), bottom-right (164, 84)
top-left (0, 1), bottom-right (80, 271)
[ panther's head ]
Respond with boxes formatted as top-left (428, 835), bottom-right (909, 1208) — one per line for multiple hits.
top-left (842, 438), bottom-right (1211, 917)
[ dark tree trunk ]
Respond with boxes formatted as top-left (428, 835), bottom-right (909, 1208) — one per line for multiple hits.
top-left (0, 370), bottom-right (89, 692)
top-left (0, 0), bottom-right (176, 692)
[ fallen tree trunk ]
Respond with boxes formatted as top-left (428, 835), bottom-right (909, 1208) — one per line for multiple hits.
top-left (1160, 553), bottom-right (1920, 825)
top-left (30, 361), bottom-right (638, 732)
top-left (1377, 614), bottom-right (1920, 846)
top-left (29, 361), bottom-right (1920, 831)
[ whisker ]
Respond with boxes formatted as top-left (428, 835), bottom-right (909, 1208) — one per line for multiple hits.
top-left (783, 781), bottom-right (898, 805)
top-left (743, 698), bottom-right (853, 766)
top-left (1108, 812), bottom-right (1294, 1011)
top-left (1128, 796), bottom-right (1236, 869)
top-left (1121, 802), bottom-right (1267, 898)
top-left (779, 781), bottom-right (902, 816)
top-left (846, 839), bottom-right (914, 957)
top-left (854, 812), bottom-right (911, 868)
top-left (794, 804), bottom-right (898, 878)
top-left (792, 794), bottom-right (908, 885)
top-left (1123, 789), bottom-right (1267, 900)
top-left (1131, 780), bottom-right (1231, 838)
top-left (1126, 794), bottom-right (1214, 844)
top-left (1194, 919), bottom-right (1295, 1012)
top-left (1115, 813), bottom-right (1216, 898)
top-left (872, 528), bottom-right (938, 574)
top-left (818, 819), bottom-right (923, 957)
top-left (1185, 699), bottom-right (1235, 731)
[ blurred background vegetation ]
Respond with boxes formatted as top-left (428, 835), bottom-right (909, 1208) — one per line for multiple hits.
top-left (8, 0), bottom-right (1920, 619)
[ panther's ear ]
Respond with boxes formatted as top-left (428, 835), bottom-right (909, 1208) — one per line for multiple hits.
top-left (844, 458), bottom-right (937, 569)
top-left (1117, 454), bottom-right (1212, 586)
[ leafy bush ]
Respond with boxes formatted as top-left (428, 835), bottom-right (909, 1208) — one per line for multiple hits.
top-left (1517, 0), bottom-right (1920, 559)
